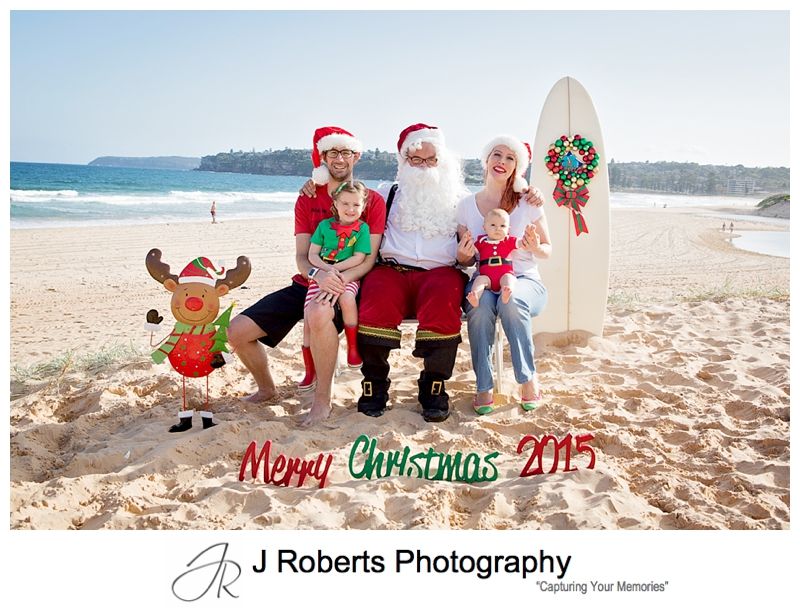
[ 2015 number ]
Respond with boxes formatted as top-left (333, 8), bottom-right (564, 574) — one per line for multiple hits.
top-left (516, 433), bottom-right (596, 476)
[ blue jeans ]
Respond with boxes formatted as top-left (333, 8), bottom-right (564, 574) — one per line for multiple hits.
top-left (465, 275), bottom-right (548, 393)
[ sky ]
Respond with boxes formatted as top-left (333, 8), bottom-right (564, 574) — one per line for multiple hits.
top-left (9, 9), bottom-right (791, 167)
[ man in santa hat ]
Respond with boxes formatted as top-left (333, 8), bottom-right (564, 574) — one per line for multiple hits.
top-left (352, 123), bottom-right (471, 422)
top-left (228, 126), bottom-right (386, 426)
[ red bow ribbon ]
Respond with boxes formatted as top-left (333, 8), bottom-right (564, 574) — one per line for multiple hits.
top-left (326, 219), bottom-right (362, 260)
top-left (553, 182), bottom-right (589, 236)
top-left (330, 219), bottom-right (362, 238)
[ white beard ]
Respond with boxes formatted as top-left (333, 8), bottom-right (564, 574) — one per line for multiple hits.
top-left (393, 151), bottom-right (465, 239)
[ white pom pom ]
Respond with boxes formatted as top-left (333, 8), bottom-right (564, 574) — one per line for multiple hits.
top-left (513, 175), bottom-right (529, 193)
top-left (311, 165), bottom-right (330, 185)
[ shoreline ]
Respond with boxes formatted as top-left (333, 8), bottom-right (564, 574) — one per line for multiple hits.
top-left (10, 210), bottom-right (296, 232)
top-left (11, 192), bottom-right (782, 232)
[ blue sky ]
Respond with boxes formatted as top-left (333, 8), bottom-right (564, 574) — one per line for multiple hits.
top-left (10, 10), bottom-right (790, 167)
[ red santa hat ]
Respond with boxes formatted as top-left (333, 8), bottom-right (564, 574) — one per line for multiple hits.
top-left (396, 123), bottom-right (445, 163)
top-left (311, 126), bottom-right (363, 185)
top-left (178, 257), bottom-right (226, 287)
top-left (481, 135), bottom-right (532, 192)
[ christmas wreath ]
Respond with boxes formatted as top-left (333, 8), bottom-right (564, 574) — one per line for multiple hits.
top-left (545, 134), bottom-right (600, 236)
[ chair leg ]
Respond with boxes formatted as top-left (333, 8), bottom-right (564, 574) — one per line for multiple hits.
top-left (494, 319), bottom-right (504, 394)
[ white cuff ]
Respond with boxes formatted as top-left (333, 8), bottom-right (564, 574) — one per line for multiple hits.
top-left (178, 410), bottom-right (193, 418)
top-left (222, 352), bottom-right (234, 364)
top-left (199, 411), bottom-right (213, 418)
top-left (144, 322), bottom-right (162, 332)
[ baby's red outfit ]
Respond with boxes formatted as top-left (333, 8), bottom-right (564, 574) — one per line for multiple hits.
top-left (475, 234), bottom-right (518, 291)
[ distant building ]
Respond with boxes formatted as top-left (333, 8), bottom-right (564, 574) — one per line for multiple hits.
top-left (726, 178), bottom-right (756, 195)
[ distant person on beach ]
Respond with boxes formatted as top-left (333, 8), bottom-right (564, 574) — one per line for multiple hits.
top-left (722, 222), bottom-right (727, 231)
top-left (456, 135), bottom-right (550, 415)
top-left (730, 221), bottom-right (734, 233)
top-left (210, 200), bottom-right (217, 223)
top-left (228, 126), bottom-right (386, 426)
top-left (299, 180), bottom-right (371, 392)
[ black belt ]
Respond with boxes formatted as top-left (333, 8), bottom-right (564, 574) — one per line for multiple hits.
top-left (378, 259), bottom-right (427, 273)
top-left (479, 257), bottom-right (512, 267)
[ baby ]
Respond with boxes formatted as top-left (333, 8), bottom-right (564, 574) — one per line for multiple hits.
top-left (467, 208), bottom-right (522, 307)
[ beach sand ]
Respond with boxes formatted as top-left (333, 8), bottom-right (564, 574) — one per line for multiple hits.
top-left (10, 207), bottom-right (789, 529)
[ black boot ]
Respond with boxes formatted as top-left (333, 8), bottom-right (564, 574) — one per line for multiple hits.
top-left (357, 342), bottom-right (392, 418)
top-left (169, 413), bottom-right (193, 433)
top-left (418, 373), bottom-right (450, 423)
top-left (210, 353), bottom-right (226, 369)
top-left (201, 411), bottom-right (217, 429)
top-left (357, 378), bottom-right (390, 418)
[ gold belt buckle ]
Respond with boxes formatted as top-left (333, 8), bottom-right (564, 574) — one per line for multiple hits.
top-left (487, 256), bottom-right (502, 266)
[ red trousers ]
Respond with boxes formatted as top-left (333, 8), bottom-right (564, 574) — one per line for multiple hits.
top-left (358, 265), bottom-right (466, 348)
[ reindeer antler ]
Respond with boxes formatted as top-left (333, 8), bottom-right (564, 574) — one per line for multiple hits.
top-left (146, 249), bottom-right (179, 285)
top-left (216, 256), bottom-right (252, 290)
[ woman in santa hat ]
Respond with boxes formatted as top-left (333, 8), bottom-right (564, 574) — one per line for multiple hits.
top-left (456, 135), bottom-right (552, 414)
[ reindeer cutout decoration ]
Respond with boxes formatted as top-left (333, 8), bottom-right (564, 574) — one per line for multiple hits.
top-left (145, 249), bottom-right (251, 433)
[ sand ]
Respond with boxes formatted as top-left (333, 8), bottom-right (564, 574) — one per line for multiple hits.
top-left (9, 207), bottom-right (789, 529)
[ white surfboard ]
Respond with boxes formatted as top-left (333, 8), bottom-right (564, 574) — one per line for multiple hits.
top-left (530, 76), bottom-right (610, 336)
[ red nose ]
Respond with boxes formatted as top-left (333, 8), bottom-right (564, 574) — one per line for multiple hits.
top-left (184, 296), bottom-right (204, 312)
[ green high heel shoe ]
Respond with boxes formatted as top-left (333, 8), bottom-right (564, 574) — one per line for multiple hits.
top-left (472, 395), bottom-right (495, 415)
top-left (520, 391), bottom-right (543, 412)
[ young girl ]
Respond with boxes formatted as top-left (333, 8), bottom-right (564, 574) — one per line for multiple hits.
top-left (466, 208), bottom-right (523, 307)
top-left (299, 181), bottom-right (371, 391)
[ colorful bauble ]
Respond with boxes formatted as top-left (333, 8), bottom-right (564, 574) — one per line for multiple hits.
top-left (545, 134), bottom-right (600, 190)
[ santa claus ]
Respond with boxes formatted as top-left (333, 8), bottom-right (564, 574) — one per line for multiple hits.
top-left (356, 123), bottom-right (470, 423)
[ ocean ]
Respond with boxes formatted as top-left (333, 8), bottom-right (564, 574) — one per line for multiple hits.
top-left (10, 162), bottom-right (787, 257)
top-left (10, 161), bottom-right (335, 228)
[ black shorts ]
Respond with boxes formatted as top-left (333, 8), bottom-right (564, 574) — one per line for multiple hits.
top-left (242, 281), bottom-right (344, 348)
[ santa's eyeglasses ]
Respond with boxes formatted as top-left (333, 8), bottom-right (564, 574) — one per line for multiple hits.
top-left (406, 155), bottom-right (438, 167)
top-left (325, 149), bottom-right (355, 160)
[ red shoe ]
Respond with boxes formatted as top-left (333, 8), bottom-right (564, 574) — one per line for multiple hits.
top-left (344, 325), bottom-right (362, 368)
top-left (298, 345), bottom-right (316, 391)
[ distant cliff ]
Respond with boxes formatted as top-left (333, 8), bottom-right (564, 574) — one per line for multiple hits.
top-left (609, 160), bottom-right (789, 195)
top-left (88, 156), bottom-right (200, 170)
top-left (197, 150), bottom-right (789, 194)
top-left (199, 148), bottom-right (486, 184)
top-left (754, 194), bottom-right (789, 219)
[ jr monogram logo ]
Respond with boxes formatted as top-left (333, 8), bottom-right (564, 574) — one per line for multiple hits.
top-left (172, 542), bottom-right (242, 602)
